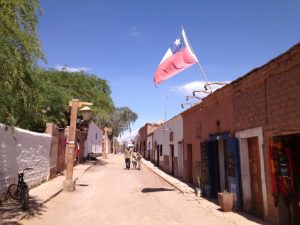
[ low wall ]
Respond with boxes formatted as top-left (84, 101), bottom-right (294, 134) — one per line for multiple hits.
top-left (0, 124), bottom-right (52, 197)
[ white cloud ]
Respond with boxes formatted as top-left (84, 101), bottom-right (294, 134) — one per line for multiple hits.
top-left (55, 65), bottom-right (89, 73)
top-left (130, 26), bottom-right (143, 37)
top-left (118, 128), bottom-right (138, 143)
top-left (176, 80), bottom-right (231, 97)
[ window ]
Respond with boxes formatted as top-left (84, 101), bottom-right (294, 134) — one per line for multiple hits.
top-left (169, 132), bottom-right (174, 142)
top-left (160, 145), bottom-right (163, 156)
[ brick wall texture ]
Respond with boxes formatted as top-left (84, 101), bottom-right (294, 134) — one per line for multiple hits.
top-left (180, 43), bottom-right (300, 223)
top-left (0, 124), bottom-right (52, 197)
top-left (232, 44), bottom-right (300, 222)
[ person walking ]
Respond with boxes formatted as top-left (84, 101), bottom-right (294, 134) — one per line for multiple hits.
top-left (136, 151), bottom-right (142, 170)
top-left (132, 150), bottom-right (138, 169)
top-left (124, 147), bottom-right (132, 169)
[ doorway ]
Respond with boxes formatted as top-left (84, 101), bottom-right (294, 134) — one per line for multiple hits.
top-left (205, 134), bottom-right (241, 208)
top-left (170, 144), bottom-right (174, 175)
top-left (178, 142), bottom-right (183, 178)
top-left (236, 127), bottom-right (267, 218)
top-left (270, 134), bottom-right (300, 225)
top-left (248, 137), bottom-right (264, 218)
top-left (156, 144), bottom-right (159, 167)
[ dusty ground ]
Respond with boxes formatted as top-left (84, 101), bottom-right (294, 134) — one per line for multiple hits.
top-left (19, 155), bottom-right (262, 225)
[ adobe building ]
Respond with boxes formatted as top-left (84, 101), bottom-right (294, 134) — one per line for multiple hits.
top-left (181, 84), bottom-right (241, 208)
top-left (137, 42), bottom-right (300, 224)
top-left (181, 42), bottom-right (300, 224)
top-left (153, 115), bottom-right (184, 177)
top-left (152, 124), bottom-right (164, 167)
top-left (137, 123), bottom-right (159, 159)
top-left (233, 43), bottom-right (300, 224)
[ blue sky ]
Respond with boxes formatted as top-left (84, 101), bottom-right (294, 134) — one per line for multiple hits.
top-left (38, 0), bottom-right (300, 140)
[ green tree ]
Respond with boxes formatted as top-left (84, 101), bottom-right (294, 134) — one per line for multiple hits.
top-left (101, 107), bottom-right (137, 153)
top-left (31, 69), bottom-right (114, 131)
top-left (0, 0), bottom-right (44, 128)
top-left (107, 107), bottom-right (138, 138)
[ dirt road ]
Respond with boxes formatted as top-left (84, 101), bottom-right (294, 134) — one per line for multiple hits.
top-left (20, 155), bottom-right (241, 225)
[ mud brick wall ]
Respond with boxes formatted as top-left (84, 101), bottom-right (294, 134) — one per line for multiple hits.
top-left (232, 43), bottom-right (300, 223)
top-left (192, 161), bottom-right (201, 185)
top-left (181, 84), bottom-right (234, 186)
top-left (183, 160), bottom-right (188, 181)
top-left (233, 44), bottom-right (300, 132)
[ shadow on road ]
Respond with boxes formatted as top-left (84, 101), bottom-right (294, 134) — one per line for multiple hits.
top-left (0, 196), bottom-right (47, 224)
top-left (141, 188), bottom-right (175, 193)
top-left (92, 159), bottom-right (109, 166)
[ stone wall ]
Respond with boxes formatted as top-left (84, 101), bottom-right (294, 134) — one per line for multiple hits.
top-left (0, 124), bottom-right (52, 197)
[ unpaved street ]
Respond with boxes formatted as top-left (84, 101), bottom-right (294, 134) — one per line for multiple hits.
top-left (20, 155), bottom-right (246, 225)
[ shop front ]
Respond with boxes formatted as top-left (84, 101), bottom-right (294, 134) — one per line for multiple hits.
top-left (201, 133), bottom-right (242, 210)
top-left (269, 134), bottom-right (300, 225)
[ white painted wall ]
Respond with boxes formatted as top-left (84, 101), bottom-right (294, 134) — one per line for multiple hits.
top-left (235, 127), bottom-right (268, 219)
top-left (153, 125), bottom-right (164, 164)
top-left (85, 121), bottom-right (103, 156)
top-left (161, 115), bottom-right (183, 175)
top-left (152, 115), bottom-right (183, 176)
top-left (147, 135), bottom-right (153, 151)
top-left (0, 124), bottom-right (52, 197)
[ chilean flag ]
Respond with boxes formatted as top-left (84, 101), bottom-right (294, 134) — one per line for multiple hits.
top-left (154, 28), bottom-right (198, 85)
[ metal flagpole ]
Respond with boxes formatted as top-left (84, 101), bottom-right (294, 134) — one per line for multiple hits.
top-left (164, 93), bottom-right (168, 122)
top-left (181, 26), bottom-right (215, 97)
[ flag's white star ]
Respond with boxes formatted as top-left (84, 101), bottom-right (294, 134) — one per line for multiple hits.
top-left (174, 38), bottom-right (181, 46)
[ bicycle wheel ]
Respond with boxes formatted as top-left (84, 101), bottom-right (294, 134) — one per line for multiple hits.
top-left (20, 188), bottom-right (29, 210)
top-left (8, 184), bottom-right (21, 200)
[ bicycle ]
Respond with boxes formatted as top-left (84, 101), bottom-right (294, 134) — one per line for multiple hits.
top-left (6, 167), bottom-right (33, 210)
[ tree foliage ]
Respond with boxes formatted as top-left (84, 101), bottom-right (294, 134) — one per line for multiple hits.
top-left (105, 107), bottom-right (138, 138)
top-left (0, 0), bottom-right (138, 137)
top-left (0, 0), bottom-right (44, 128)
top-left (29, 69), bottom-right (114, 131)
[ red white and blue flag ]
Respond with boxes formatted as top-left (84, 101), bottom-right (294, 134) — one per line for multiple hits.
top-left (154, 28), bottom-right (198, 85)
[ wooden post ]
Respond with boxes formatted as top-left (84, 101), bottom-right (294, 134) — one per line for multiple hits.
top-left (63, 99), bottom-right (79, 191)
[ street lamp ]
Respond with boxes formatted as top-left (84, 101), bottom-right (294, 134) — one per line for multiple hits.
top-left (63, 99), bottom-right (93, 192)
top-left (204, 82), bottom-right (229, 91)
top-left (192, 90), bottom-right (210, 97)
top-left (186, 95), bottom-right (202, 101)
top-left (80, 106), bottom-right (93, 121)
top-left (181, 102), bottom-right (197, 109)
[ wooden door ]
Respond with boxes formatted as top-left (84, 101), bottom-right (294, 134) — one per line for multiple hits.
top-left (170, 145), bottom-right (174, 175)
top-left (156, 145), bottom-right (160, 166)
top-left (248, 137), bottom-right (264, 218)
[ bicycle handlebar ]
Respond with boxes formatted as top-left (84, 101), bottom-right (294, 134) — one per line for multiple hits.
top-left (22, 167), bottom-right (33, 173)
